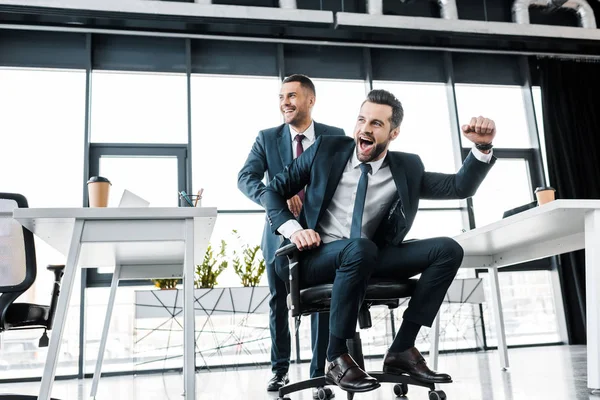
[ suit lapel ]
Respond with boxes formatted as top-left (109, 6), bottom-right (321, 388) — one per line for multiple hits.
top-left (387, 153), bottom-right (411, 213)
top-left (314, 121), bottom-right (328, 138)
top-left (317, 140), bottom-right (355, 223)
top-left (277, 125), bottom-right (293, 167)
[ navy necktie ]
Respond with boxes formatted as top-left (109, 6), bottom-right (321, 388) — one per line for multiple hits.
top-left (294, 134), bottom-right (306, 201)
top-left (350, 163), bottom-right (372, 239)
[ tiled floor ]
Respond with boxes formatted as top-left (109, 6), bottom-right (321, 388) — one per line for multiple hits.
top-left (1, 345), bottom-right (598, 400)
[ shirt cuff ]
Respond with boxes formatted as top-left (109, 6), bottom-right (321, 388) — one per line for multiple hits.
top-left (278, 219), bottom-right (304, 239)
top-left (472, 147), bottom-right (493, 164)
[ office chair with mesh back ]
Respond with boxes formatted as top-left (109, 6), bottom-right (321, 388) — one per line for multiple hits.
top-left (0, 193), bottom-right (65, 399)
top-left (274, 243), bottom-right (448, 400)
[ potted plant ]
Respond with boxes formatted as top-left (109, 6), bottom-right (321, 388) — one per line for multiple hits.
top-left (151, 278), bottom-right (178, 290)
top-left (231, 230), bottom-right (266, 287)
top-left (195, 240), bottom-right (228, 289)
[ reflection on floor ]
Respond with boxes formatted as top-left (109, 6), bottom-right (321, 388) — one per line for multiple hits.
top-left (0, 345), bottom-right (598, 400)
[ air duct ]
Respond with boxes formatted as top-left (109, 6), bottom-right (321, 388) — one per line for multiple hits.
top-left (512, 0), bottom-right (597, 28)
top-left (367, 0), bottom-right (458, 19)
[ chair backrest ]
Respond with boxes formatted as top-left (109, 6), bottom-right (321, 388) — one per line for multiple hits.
top-left (0, 193), bottom-right (37, 330)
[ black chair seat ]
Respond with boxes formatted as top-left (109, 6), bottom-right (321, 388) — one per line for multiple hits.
top-left (293, 279), bottom-right (418, 316)
top-left (5, 303), bottom-right (50, 329)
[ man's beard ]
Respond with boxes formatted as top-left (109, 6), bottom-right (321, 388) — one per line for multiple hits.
top-left (286, 108), bottom-right (308, 126)
top-left (356, 139), bottom-right (389, 163)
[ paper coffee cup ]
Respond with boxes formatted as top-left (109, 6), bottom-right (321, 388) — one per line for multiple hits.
top-left (535, 186), bottom-right (555, 205)
top-left (87, 176), bottom-right (111, 207)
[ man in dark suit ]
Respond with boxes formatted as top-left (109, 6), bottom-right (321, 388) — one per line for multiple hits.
top-left (238, 74), bottom-right (345, 396)
top-left (262, 89), bottom-right (496, 393)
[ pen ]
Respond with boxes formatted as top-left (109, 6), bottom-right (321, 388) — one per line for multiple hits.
top-left (194, 189), bottom-right (201, 207)
top-left (179, 191), bottom-right (194, 207)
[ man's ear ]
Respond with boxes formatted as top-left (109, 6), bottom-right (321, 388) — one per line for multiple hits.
top-left (309, 94), bottom-right (316, 108)
top-left (390, 127), bottom-right (400, 141)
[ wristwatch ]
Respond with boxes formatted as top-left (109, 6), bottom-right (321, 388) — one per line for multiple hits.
top-left (475, 142), bottom-right (493, 151)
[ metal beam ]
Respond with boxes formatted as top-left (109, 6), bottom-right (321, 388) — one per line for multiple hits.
top-left (0, 0), bottom-right (334, 25)
top-left (3, 22), bottom-right (600, 61)
top-left (335, 11), bottom-right (600, 42)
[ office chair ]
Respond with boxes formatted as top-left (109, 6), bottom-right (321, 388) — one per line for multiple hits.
top-left (274, 243), bottom-right (448, 400)
top-left (0, 193), bottom-right (65, 399)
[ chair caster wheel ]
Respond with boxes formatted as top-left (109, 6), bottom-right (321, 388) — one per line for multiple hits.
top-left (347, 392), bottom-right (354, 400)
top-left (317, 387), bottom-right (334, 400)
top-left (393, 383), bottom-right (409, 397)
top-left (429, 390), bottom-right (447, 400)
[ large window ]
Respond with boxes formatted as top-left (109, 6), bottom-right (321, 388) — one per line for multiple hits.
top-left (191, 75), bottom-right (281, 211)
top-left (0, 67), bottom-right (86, 378)
top-left (91, 71), bottom-right (188, 144)
top-left (455, 84), bottom-right (532, 149)
top-left (311, 78), bottom-right (367, 137)
top-left (455, 83), bottom-right (560, 347)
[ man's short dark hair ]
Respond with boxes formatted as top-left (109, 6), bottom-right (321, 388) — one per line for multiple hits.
top-left (364, 89), bottom-right (404, 129)
top-left (283, 74), bottom-right (316, 96)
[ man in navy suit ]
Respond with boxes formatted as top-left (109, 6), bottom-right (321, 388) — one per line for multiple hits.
top-left (238, 74), bottom-right (345, 396)
top-left (262, 89), bottom-right (496, 393)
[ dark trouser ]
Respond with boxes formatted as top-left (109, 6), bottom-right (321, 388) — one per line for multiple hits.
top-left (267, 257), bottom-right (330, 378)
top-left (297, 237), bottom-right (463, 340)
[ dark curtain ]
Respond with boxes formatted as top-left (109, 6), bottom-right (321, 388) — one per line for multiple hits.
top-left (538, 58), bottom-right (600, 344)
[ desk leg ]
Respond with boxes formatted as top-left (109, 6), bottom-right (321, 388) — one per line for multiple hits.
top-left (90, 263), bottom-right (121, 399)
top-left (430, 312), bottom-right (440, 371)
top-left (585, 210), bottom-right (600, 391)
top-left (488, 265), bottom-right (509, 370)
top-left (183, 219), bottom-right (196, 399)
top-left (38, 220), bottom-right (84, 400)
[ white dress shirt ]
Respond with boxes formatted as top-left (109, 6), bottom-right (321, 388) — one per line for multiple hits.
top-left (290, 121), bottom-right (316, 157)
top-left (278, 146), bottom-right (493, 240)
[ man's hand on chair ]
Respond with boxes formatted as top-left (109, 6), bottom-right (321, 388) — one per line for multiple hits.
top-left (290, 229), bottom-right (321, 251)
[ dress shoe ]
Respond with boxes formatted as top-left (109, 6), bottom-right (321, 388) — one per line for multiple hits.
top-left (383, 347), bottom-right (452, 384)
top-left (312, 386), bottom-right (335, 399)
top-left (325, 354), bottom-right (380, 393)
top-left (266, 373), bottom-right (289, 392)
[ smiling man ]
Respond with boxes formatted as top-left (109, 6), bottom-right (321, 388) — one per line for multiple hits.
top-left (238, 74), bottom-right (344, 398)
top-left (262, 89), bottom-right (497, 393)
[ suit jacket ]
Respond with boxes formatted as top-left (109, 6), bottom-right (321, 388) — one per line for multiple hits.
top-left (238, 122), bottom-right (345, 264)
top-left (262, 136), bottom-right (496, 248)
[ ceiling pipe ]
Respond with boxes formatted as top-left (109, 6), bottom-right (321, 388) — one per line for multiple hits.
top-left (367, 0), bottom-right (458, 19)
top-left (279, 0), bottom-right (297, 9)
top-left (512, 0), bottom-right (597, 28)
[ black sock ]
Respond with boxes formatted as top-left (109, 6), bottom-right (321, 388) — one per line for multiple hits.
top-left (389, 319), bottom-right (421, 353)
top-left (327, 333), bottom-right (348, 362)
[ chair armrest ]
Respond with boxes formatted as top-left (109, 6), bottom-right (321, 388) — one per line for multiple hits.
top-left (46, 264), bottom-right (65, 272)
top-left (275, 243), bottom-right (302, 318)
top-left (275, 243), bottom-right (298, 258)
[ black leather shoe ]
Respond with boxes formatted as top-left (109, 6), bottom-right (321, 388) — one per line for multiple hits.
top-left (383, 347), bottom-right (452, 384)
top-left (312, 386), bottom-right (335, 399)
top-left (266, 373), bottom-right (289, 392)
top-left (325, 354), bottom-right (380, 393)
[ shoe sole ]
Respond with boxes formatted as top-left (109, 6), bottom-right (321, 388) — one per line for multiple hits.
top-left (266, 381), bottom-right (290, 392)
top-left (324, 378), bottom-right (381, 393)
top-left (382, 366), bottom-right (452, 384)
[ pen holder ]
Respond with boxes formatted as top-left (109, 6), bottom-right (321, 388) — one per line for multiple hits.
top-left (179, 195), bottom-right (202, 207)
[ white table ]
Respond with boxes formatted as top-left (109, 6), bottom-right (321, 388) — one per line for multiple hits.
top-left (447, 199), bottom-right (600, 391)
top-left (12, 207), bottom-right (217, 400)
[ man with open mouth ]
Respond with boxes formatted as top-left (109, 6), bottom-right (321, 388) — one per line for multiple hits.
top-left (263, 88), bottom-right (496, 394)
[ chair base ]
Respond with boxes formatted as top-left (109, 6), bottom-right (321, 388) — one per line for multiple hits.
top-left (278, 371), bottom-right (448, 400)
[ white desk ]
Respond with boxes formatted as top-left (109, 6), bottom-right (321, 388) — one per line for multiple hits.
top-left (12, 207), bottom-right (217, 400)
top-left (450, 199), bottom-right (600, 391)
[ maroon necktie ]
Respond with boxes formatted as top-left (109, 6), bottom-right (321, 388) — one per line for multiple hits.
top-left (294, 134), bottom-right (305, 201)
